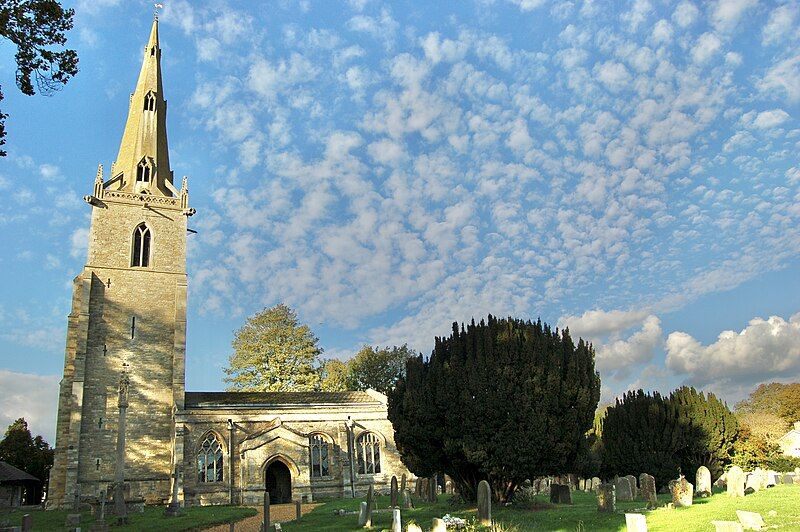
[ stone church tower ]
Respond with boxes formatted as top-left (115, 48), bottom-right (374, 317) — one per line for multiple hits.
top-left (49, 18), bottom-right (193, 508)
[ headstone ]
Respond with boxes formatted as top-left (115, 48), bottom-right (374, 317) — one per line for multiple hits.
top-left (21, 515), bottom-right (31, 532)
top-left (671, 476), bottom-right (693, 507)
top-left (591, 477), bottom-right (601, 491)
top-left (407, 525), bottom-right (423, 532)
top-left (66, 514), bottom-right (81, 528)
top-left (402, 489), bottom-right (414, 509)
top-left (615, 477), bottom-right (633, 502)
top-left (625, 475), bottom-right (638, 499)
top-left (477, 479), bottom-right (491, 526)
top-left (365, 485), bottom-right (374, 527)
top-left (295, 501), bottom-right (301, 520)
top-left (783, 473), bottom-right (794, 485)
top-left (357, 501), bottom-right (368, 527)
top-left (263, 491), bottom-right (271, 532)
top-left (597, 483), bottom-right (616, 512)
top-left (390, 476), bottom-right (399, 508)
top-left (445, 480), bottom-right (453, 494)
top-left (400, 473), bottom-right (407, 494)
top-left (415, 478), bottom-right (424, 497)
top-left (727, 466), bottom-right (745, 497)
top-left (391, 508), bottom-right (401, 532)
top-left (431, 518), bottom-right (447, 532)
top-left (735, 510), bottom-right (765, 531)
top-left (639, 473), bottom-right (658, 509)
top-left (549, 484), bottom-right (572, 504)
top-left (428, 475), bottom-right (438, 503)
top-left (766, 471), bottom-right (779, 487)
top-left (696, 466), bottom-right (712, 497)
top-left (711, 522), bottom-right (744, 532)
top-left (625, 513), bottom-right (648, 532)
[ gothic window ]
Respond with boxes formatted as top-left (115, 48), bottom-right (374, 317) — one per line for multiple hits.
top-left (197, 433), bottom-right (223, 483)
top-left (144, 92), bottom-right (156, 112)
top-left (131, 223), bottom-right (151, 267)
top-left (356, 432), bottom-right (381, 475)
top-left (136, 159), bottom-right (153, 182)
top-left (309, 434), bottom-right (329, 478)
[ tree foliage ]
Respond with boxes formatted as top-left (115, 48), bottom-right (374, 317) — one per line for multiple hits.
top-left (318, 358), bottom-right (349, 392)
top-left (223, 304), bottom-right (322, 392)
top-left (602, 386), bottom-right (738, 488)
top-left (736, 382), bottom-right (800, 423)
top-left (387, 316), bottom-right (601, 502)
top-left (346, 344), bottom-right (414, 394)
top-left (731, 422), bottom-right (781, 471)
top-left (0, 0), bottom-right (79, 155)
top-left (0, 418), bottom-right (53, 503)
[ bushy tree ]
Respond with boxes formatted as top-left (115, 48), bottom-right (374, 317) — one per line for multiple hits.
top-left (346, 344), bottom-right (414, 394)
top-left (318, 359), bottom-right (349, 392)
top-left (224, 304), bottom-right (322, 392)
top-left (388, 316), bottom-right (601, 502)
top-left (736, 382), bottom-right (800, 424)
top-left (0, 0), bottom-right (79, 155)
top-left (0, 418), bottom-right (53, 503)
top-left (731, 422), bottom-right (781, 471)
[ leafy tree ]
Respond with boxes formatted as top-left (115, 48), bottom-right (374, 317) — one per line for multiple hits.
top-left (732, 422), bottom-right (781, 471)
top-left (388, 316), bottom-right (601, 502)
top-left (223, 304), bottom-right (322, 392)
top-left (736, 382), bottom-right (800, 423)
top-left (318, 358), bottom-right (349, 392)
top-left (736, 411), bottom-right (790, 445)
top-left (347, 344), bottom-right (414, 394)
top-left (0, 418), bottom-right (53, 503)
top-left (0, 0), bottom-right (79, 156)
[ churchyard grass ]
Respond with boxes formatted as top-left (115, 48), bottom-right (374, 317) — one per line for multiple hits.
top-left (281, 485), bottom-right (800, 531)
top-left (0, 504), bottom-right (256, 531)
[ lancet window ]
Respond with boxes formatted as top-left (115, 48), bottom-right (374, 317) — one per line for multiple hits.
top-left (356, 432), bottom-right (381, 475)
top-left (309, 434), bottom-right (330, 478)
top-left (197, 433), bottom-right (223, 483)
top-left (131, 223), bottom-right (151, 267)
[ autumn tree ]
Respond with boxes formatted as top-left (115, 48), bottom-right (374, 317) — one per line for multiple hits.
top-left (224, 304), bottom-right (322, 392)
top-left (318, 358), bottom-right (349, 392)
top-left (0, 0), bottom-right (79, 155)
top-left (346, 344), bottom-right (414, 394)
top-left (0, 418), bottom-right (53, 503)
top-left (736, 382), bottom-right (800, 424)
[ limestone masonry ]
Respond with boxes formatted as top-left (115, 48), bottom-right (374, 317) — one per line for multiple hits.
top-left (48, 18), bottom-right (410, 509)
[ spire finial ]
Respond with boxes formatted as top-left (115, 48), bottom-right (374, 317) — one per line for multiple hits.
top-left (154, 3), bottom-right (163, 20)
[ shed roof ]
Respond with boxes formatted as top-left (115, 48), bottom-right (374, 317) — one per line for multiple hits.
top-left (0, 461), bottom-right (39, 484)
top-left (185, 390), bottom-right (382, 408)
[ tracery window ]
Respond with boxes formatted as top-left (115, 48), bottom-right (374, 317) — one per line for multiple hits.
top-left (131, 223), bottom-right (151, 267)
top-left (144, 91), bottom-right (156, 111)
top-left (356, 432), bottom-right (381, 475)
top-left (197, 433), bottom-right (223, 483)
top-left (309, 434), bottom-right (329, 478)
top-left (137, 159), bottom-right (153, 182)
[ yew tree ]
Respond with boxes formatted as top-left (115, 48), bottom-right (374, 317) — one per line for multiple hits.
top-left (387, 316), bottom-right (601, 502)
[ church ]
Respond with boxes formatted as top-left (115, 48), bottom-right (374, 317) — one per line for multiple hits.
top-left (48, 18), bottom-right (411, 509)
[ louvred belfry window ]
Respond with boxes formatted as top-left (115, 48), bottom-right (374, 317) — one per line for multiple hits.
top-left (131, 223), bottom-right (151, 267)
top-left (197, 433), bottom-right (223, 483)
top-left (356, 432), bottom-right (381, 475)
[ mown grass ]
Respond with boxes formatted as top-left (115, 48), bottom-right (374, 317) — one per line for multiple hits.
top-left (0, 504), bottom-right (256, 531)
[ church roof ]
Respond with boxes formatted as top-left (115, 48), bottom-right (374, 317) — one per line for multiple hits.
top-left (185, 391), bottom-right (383, 408)
top-left (0, 461), bottom-right (40, 484)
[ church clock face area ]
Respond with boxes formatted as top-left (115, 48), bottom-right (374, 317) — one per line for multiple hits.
top-left (49, 17), bottom-right (410, 509)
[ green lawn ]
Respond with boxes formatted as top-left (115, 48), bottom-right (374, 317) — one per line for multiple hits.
top-left (0, 504), bottom-right (256, 531)
top-left (281, 485), bottom-right (800, 532)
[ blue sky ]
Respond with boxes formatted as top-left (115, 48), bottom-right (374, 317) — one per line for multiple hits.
top-left (1, 0), bottom-right (799, 441)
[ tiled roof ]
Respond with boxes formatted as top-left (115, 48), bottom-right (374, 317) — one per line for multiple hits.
top-left (0, 461), bottom-right (39, 483)
top-left (184, 391), bottom-right (381, 408)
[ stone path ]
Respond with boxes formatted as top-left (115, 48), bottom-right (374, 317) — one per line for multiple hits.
top-left (205, 503), bottom-right (321, 532)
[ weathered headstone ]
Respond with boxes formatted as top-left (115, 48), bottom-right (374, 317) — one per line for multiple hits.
top-left (766, 471), bottom-right (779, 487)
top-left (579, 479), bottom-right (586, 491)
top-left (357, 501), bottom-right (368, 527)
top-left (431, 518), bottom-right (447, 532)
top-left (428, 475), bottom-right (438, 503)
top-left (735, 510), bottom-right (765, 531)
top-left (711, 521), bottom-right (744, 532)
top-left (727, 466), bottom-right (745, 497)
top-left (597, 483), bottom-right (615, 512)
top-left (783, 473), bottom-right (794, 485)
top-left (66, 514), bottom-right (81, 528)
top-left (407, 524), bottom-right (423, 532)
top-left (415, 478), bottom-right (424, 497)
top-left (21, 514), bottom-right (32, 532)
top-left (625, 513), bottom-right (648, 532)
top-left (364, 485), bottom-right (374, 527)
top-left (615, 477), bottom-right (633, 502)
top-left (263, 491), bottom-right (271, 532)
top-left (400, 473), bottom-right (407, 494)
top-left (625, 475), bottom-right (638, 499)
top-left (639, 473), bottom-right (658, 508)
top-left (295, 501), bottom-right (301, 520)
top-left (696, 466), bottom-right (712, 497)
top-left (671, 476), bottom-right (693, 507)
top-left (391, 508), bottom-right (401, 532)
top-left (477, 479), bottom-right (491, 526)
top-left (402, 489), bottom-right (414, 509)
top-left (549, 484), bottom-right (572, 504)
top-left (591, 477), bottom-right (601, 491)
top-left (390, 476), bottom-right (399, 508)
top-left (445, 480), bottom-right (454, 494)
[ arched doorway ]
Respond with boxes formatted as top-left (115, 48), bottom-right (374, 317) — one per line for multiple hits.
top-left (265, 460), bottom-right (292, 503)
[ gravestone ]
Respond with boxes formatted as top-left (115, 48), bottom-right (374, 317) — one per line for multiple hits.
top-left (615, 476), bottom-right (633, 502)
top-left (402, 489), bottom-right (414, 509)
top-left (639, 473), bottom-right (658, 508)
top-left (407, 524), bottom-right (423, 532)
top-left (783, 473), bottom-right (794, 485)
top-left (591, 477), bottom-right (601, 491)
top-left (671, 476), bottom-right (693, 507)
top-left (549, 484), bottom-right (572, 504)
top-left (431, 518), bottom-right (447, 532)
top-left (295, 501), bottom-right (301, 520)
top-left (415, 478), bottom-right (424, 497)
top-left (21, 515), bottom-right (31, 532)
top-left (727, 466), bottom-right (745, 497)
top-left (428, 475), bottom-right (438, 502)
top-left (400, 473), bottom-right (407, 494)
top-left (66, 514), bottom-right (81, 528)
top-left (625, 513), bottom-right (648, 532)
top-left (263, 491), bottom-right (271, 532)
top-left (696, 466), bottom-right (712, 497)
top-left (390, 476), bottom-right (398, 508)
top-left (477, 479), bottom-right (491, 526)
top-left (625, 475), bottom-right (638, 499)
top-left (735, 510), bottom-right (765, 531)
top-left (712, 521), bottom-right (744, 532)
top-left (597, 483), bottom-right (615, 512)
top-left (445, 480), bottom-right (454, 494)
top-left (391, 508), bottom-right (401, 532)
top-left (364, 485), bottom-right (374, 527)
top-left (766, 471), bottom-right (779, 487)
top-left (357, 501), bottom-right (368, 527)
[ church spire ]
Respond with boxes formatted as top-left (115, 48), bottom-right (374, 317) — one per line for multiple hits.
top-left (109, 17), bottom-right (177, 197)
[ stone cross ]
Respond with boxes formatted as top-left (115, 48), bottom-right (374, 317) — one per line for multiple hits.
top-left (477, 479), bottom-right (491, 526)
top-left (390, 475), bottom-right (398, 508)
top-left (696, 466), bottom-right (712, 497)
top-left (164, 465), bottom-right (181, 516)
top-left (113, 371), bottom-right (130, 524)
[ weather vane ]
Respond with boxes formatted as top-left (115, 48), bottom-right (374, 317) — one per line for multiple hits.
top-left (154, 3), bottom-right (164, 19)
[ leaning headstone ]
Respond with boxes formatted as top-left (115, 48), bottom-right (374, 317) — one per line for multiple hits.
top-left (477, 479), bottom-right (491, 526)
top-left (625, 513), bottom-right (648, 532)
top-left (407, 524), bottom-right (423, 532)
top-left (402, 489), bottom-right (414, 509)
top-left (671, 476), bottom-right (693, 507)
top-left (391, 508), bottom-right (401, 532)
top-left (625, 475), bottom-right (638, 499)
top-left (615, 476), bottom-right (633, 502)
top-left (711, 521), bottom-right (744, 532)
top-left (390, 476), bottom-right (399, 508)
top-left (639, 473), bottom-right (658, 509)
top-left (735, 510), bottom-right (765, 531)
top-left (597, 483), bottom-right (616, 512)
top-left (431, 518), bottom-right (447, 532)
top-left (727, 466), bottom-right (745, 497)
top-left (364, 485), bottom-right (374, 527)
top-left (696, 466), bottom-right (712, 497)
top-left (357, 501), bottom-right (368, 527)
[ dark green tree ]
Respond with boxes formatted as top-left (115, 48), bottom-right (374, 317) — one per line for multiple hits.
top-left (388, 316), bottom-right (601, 502)
top-left (346, 344), bottom-right (414, 394)
top-left (0, 0), bottom-right (79, 155)
top-left (0, 418), bottom-right (53, 503)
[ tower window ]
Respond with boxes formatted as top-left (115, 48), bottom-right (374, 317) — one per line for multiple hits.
top-left (130, 317), bottom-right (136, 339)
top-left (136, 159), bottom-right (153, 182)
top-left (131, 223), bottom-right (151, 267)
top-left (95, 459), bottom-right (101, 471)
top-left (144, 91), bottom-right (156, 112)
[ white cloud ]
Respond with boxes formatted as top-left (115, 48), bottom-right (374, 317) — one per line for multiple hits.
top-left (672, 1), bottom-right (700, 28)
top-left (367, 138), bottom-right (405, 166)
top-left (561, 308), bottom-right (651, 338)
top-left (0, 371), bottom-right (59, 443)
top-left (347, 8), bottom-right (399, 48)
top-left (711, 0), bottom-right (758, 33)
top-left (507, 0), bottom-right (546, 11)
top-left (247, 53), bottom-right (320, 99)
top-left (70, 227), bottom-right (89, 259)
top-left (595, 315), bottom-right (662, 374)
top-left (594, 61), bottom-right (631, 92)
top-left (762, 4), bottom-right (798, 46)
top-left (691, 32), bottom-right (722, 63)
top-left (750, 109), bottom-right (790, 129)
top-left (666, 313), bottom-right (800, 387)
top-left (758, 55), bottom-right (800, 102)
